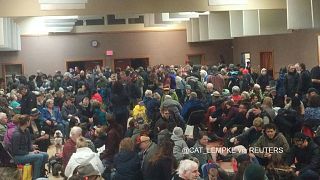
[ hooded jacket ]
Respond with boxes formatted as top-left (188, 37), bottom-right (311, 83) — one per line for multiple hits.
top-left (3, 122), bottom-right (16, 152)
top-left (113, 150), bottom-right (141, 180)
top-left (171, 134), bottom-right (190, 161)
top-left (64, 147), bottom-right (105, 178)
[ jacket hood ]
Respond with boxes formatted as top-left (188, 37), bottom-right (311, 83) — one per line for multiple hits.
top-left (7, 122), bottom-right (16, 129)
top-left (73, 147), bottom-right (96, 165)
top-left (115, 151), bottom-right (136, 163)
top-left (171, 134), bottom-right (184, 141)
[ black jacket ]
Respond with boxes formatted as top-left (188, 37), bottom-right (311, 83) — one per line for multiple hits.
top-left (286, 138), bottom-right (320, 173)
top-left (298, 70), bottom-right (312, 95)
top-left (145, 156), bottom-right (174, 180)
top-left (113, 151), bottom-right (141, 180)
top-left (285, 72), bottom-right (299, 97)
top-left (20, 91), bottom-right (37, 115)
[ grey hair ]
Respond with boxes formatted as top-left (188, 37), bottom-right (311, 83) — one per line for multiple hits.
top-left (45, 99), bottom-right (54, 107)
top-left (0, 112), bottom-right (7, 120)
top-left (177, 159), bottom-right (198, 176)
top-left (69, 126), bottom-right (82, 138)
top-left (145, 90), bottom-right (153, 97)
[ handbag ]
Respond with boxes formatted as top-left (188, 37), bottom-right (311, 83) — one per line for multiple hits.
top-left (18, 164), bottom-right (32, 180)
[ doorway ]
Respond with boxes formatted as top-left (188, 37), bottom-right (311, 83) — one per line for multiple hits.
top-left (241, 52), bottom-right (251, 68)
top-left (114, 58), bottom-right (149, 71)
top-left (260, 52), bottom-right (274, 77)
top-left (0, 64), bottom-right (23, 90)
top-left (66, 60), bottom-right (103, 72)
top-left (187, 54), bottom-right (204, 65)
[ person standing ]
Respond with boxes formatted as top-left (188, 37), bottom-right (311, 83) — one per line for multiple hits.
top-left (311, 64), bottom-right (320, 92)
top-left (18, 85), bottom-right (37, 115)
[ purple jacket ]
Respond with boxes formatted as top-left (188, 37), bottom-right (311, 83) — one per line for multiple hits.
top-left (3, 122), bottom-right (16, 151)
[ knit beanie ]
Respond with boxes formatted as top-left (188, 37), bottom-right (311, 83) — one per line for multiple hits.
top-left (173, 127), bottom-right (184, 137)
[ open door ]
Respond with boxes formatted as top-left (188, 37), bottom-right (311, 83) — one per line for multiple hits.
top-left (260, 52), bottom-right (274, 78)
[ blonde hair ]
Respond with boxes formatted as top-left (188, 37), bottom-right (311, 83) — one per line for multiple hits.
top-left (253, 117), bottom-right (263, 128)
top-left (263, 97), bottom-right (273, 108)
top-left (76, 136), bottom-right (88, 148)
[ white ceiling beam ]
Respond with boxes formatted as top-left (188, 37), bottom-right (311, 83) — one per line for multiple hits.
top-left (40, 4), bottom-right (86, 10)
top-left (39, 0), bottom-right (88, 4)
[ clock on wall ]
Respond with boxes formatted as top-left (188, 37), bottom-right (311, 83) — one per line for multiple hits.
top-left (91, 40), bottom-right (99, 47)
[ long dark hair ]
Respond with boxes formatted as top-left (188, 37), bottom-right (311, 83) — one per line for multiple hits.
top-left (149, 140), bottom-right (174, 166)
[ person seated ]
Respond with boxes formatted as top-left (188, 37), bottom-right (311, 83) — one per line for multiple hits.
top-left (232, 117), bottom-right (264, 148)
top-left (29, 108), bottom-right (50, 152)
top-left (304, 94), bottom-right (320, 126)
top-left (11, 115), bottom-right (48, 179)
top-left (223, 102), bottom-right (249, 138)
top-left (3, 114), bottom-right (20, 152)
top-left (172, 159), bottom-right (200, 180)
top-left (181, 92), bottom-right (206, 124)
top-left (0, 112), bottom-right (8, 142)
top-left (191, 131), bottom-right (213, 174)
top-left (286, 132), bottom-right (320, 176)
top-left (113, 138), bottom-right (141, 180)
top-left (77, 96), bottom-right (94, 126)
top-left (42, 98), bottom-right (69, 138)
top-left (246, 103), bottom-right (272, 127)
top-left (253, 123), bottom-right (290, 168)
top-left (61, 96), bottom-right (79, 130)
top-left (231, 86), bottom-right (242, 105)
top-left (64, 136), bottom-right (105, 178)
top-left (63, 126), bottom-right (82, 174)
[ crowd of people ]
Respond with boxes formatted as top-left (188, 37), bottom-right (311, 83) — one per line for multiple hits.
top-left (0, 62), bottom-right (320, 180)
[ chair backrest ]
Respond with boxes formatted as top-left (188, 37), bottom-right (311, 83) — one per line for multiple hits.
top-left (187, 109), bottom-right (205, 125)
top-left (0, 142), bottom-right (15, 166)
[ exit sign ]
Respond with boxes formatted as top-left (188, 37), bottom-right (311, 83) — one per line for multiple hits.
top-left (106, 50), bottom-right (113, 56)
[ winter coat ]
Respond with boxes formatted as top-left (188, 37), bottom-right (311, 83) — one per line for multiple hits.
top-left (286, 138), bottom-right (320, 173)
top-left (141, 142), bottom-right (158, 180)
top-left (254, 132), bottom-right (290, 164)
top-left (285, 72), bottom-right (299, 97)
top-left (181, 99), bottom-right (206, 121)
top-left (41, 107), bottom-right (63, 124)
top-left (145, 156), bottom-right (175, 180)
top-left (3, 122), bottom-right (16, 151)
top-left (171, 134), bottom-right (190, 161)
top-left (113, 151), bottom-right (141, 180)
top-left (20, 91), bottom-right (37, 115)
top-left (191, 141), bottom-right (212, 167)
top-left (64, 147), bottom-right (105, 178)
top-left (61, 104), bottom-right (78, 120)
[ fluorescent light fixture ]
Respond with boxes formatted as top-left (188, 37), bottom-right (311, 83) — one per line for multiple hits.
top-left (209, 0), bottom-right (247, 6)
top-left (40, 3), bottom-right (86, 10)
top-left (162, 13), bottom-right (190, 21)
top-left (45, 22), bottom-right (76, 27)
top-left (47, 27), bottom-right (74, 32)
top-left (39, 0), bottom-right (87, 3)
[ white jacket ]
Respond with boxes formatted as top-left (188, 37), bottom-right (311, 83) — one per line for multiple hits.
top-left (64, 147), bottom-right (105, 178)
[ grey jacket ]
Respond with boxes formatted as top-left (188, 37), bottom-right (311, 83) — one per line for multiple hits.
top-left (171, 134), bottom-right (190, 161)
top-left (142, 142), bottom-right (158, 180)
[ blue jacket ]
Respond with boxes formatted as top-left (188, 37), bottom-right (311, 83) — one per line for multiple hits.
top-left (41, 107), bottom-right (63, 124)
top-left (181, 99), bottom-right (205, 120)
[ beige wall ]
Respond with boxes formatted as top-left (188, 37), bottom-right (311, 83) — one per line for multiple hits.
top-left (0, 30), bottom-right (233, 76)
top-left (233, 29), bottom-right (320, 75)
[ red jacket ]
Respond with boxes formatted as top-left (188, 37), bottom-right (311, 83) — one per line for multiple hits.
top-left (62, 139), bottom-right (76, 171)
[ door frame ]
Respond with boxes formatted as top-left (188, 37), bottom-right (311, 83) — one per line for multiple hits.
top-left (65, 59), bottom-right (104, 72)
top-left (260, 51), bottom-right (274, 78)
top-left (186, 53), bottom-right (205, 65)
top-left (113, 57), bottom-right (150, 71)
top-left (1, 63), bottom-right (24, 90)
